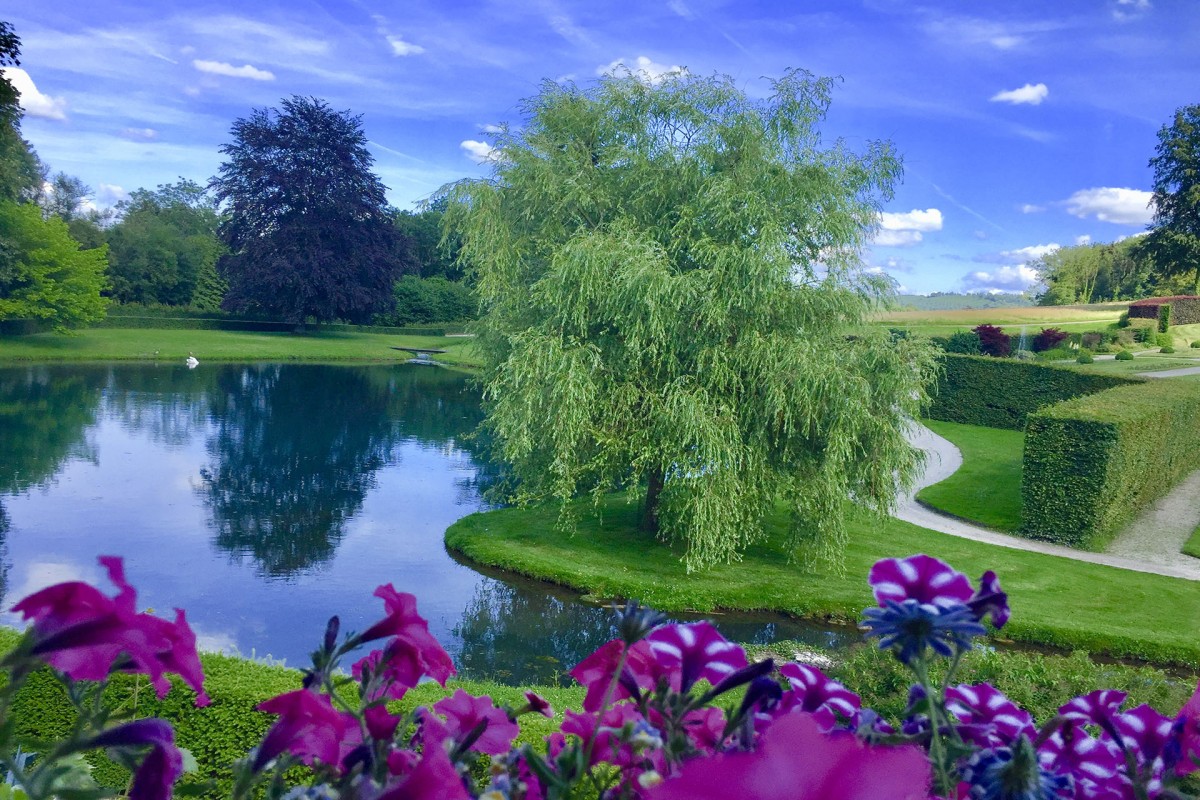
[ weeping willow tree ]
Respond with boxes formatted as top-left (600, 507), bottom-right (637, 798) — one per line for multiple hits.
top-left (444, 69), bottom-right (937, 571)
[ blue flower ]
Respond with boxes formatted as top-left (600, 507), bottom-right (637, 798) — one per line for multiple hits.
top-left (860, 599), bottom-right (985, 664)
top-left (961, 737), bottom-right (1072, 800)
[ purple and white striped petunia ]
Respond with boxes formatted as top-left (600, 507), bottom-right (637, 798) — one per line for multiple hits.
top-left (644, 621), bottom-right (747, 693)
top-left (946, 683), bottom-right (1034, 748)
top-left (1059, 689), bottom-right (1129, 728)
top-left (777, 662), bottom-right (861, 731)
top-left (1038, 722), bottom-right (1125, 798)
top-left (1112, 704), bottom-right (1174, 766)
top-left (868, 555), bottom-right (974, 609)
top-left (966, 570), bottom-right (1010, 629)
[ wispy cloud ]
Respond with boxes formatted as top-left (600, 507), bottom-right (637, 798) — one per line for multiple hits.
top-left (1019, 203), bottom-right (1045, 214)
top-left (961, 264), bottom-right (1041, 293)
top-left (193, 60), bottom-right (275, 81)
top-left (1064, 187), bottom-right (1153, 225)
top-left (460, 139), bottom-right (498, 163)
top-left (598, 55), bottom-right (687, 84)
top-left (386, 36), bottom-right (424, 56)
top-left (1113, 0), bottom-right (1152, 21)
top-left (119, 127), bottom-right (159, 141)
top-left (990, 83), bottom-right (1049, 105)
top-left (3, 68), bottom-right (68, 120)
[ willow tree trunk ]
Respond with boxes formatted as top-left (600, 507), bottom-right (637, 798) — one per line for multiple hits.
top-left (641, 467), bottom-right (664, 534)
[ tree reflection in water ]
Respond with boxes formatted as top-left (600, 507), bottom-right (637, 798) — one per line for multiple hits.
top-left (199, 365), bottom-right (405, 579)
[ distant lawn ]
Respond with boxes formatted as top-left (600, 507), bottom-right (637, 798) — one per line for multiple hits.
top-left (1069, 354), bottom-right (1200, 376)
top-left (1184, 523), bottom-right (1200, 560)
top-left (0, 327), bottom-right (482, 368)
top-left (872, 303), bottom-right (1125, 338)
top-left (916, 420), bottom-right (1024, 532)
top-left (445, 495), bottom-right (1200, 667)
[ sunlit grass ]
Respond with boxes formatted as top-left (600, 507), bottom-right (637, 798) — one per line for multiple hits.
top-left (916, 421), bottom-right (1024, 532)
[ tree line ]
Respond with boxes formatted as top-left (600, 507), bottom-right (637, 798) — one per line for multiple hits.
top-left (0, 23), bottom-right (475, 332)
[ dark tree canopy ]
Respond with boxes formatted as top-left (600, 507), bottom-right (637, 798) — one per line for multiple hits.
top-left (0, 22), bottom-right (41, 204)
top-left (1146, 104), bottom-right (1200, 291)
top-left (211, 96), bottom-right (407, 325)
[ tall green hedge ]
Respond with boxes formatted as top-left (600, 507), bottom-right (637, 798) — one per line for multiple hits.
top-left (1022, 380), bottom-right (1200, 548)
top-left (928, 354), bottom-right (1141, 430)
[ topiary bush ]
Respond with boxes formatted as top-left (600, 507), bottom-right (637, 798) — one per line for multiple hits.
top-left (1193, 340), bottom-right (1200, 348)
top-left (1156, 333), bottom-right (1174, 348)
top-left (973, 323), bottom-right (1011, 357)
top-left (1076, 350), bottom-right (1094, 364)
top-left (927, 354), bottom-right (1141, 430)
top-left (1162, 346), bottom-right (1176, 353)
top-left (1022, 379), bottom-right (1200, 548)
top-left (1036, 345), bottom-right (1074, 361)
top-left (1115, 349), bottom-right (1134, 360)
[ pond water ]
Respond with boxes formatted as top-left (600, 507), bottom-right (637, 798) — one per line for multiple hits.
top-left (0, 363), bottom-right (859, 684)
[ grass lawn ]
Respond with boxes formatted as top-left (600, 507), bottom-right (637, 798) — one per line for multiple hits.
top-left (872, 303), bottom-right (1125, 337)
top-left (0, 327), bottom-right (482, 368)
top-left (446, 495), bottom-right (1200, 667)
top-left (916, 420), bottom-right (1024, 532)
top-left (1184, 523), bottom-right (1200, 560)
top-left (1068, 353), bottom-right (1200, 376)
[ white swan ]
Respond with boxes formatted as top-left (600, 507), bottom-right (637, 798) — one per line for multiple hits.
top-left (185, 355), bottom-right (199, 369)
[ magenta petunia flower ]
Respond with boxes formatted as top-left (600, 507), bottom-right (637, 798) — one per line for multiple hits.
top-left (777, 663), bottom-right (861, 731)
top-left (375, 739), bottom-right (470, 800)
top-left (352, 644), bottom-right (424, 701)
top-left (1166, 680), bottom-right (1200, 776)
top-left (88, 719), bottom-right (182, 800)
top-left (966, 570), bottom-right (1010, 629)
top-left (680, 706), bottom-right (727, 753)
top-left (523, 690), bottom-right (554, 718)
top-left (432, 688), bottom-right (520, 756)
top-left (358, 585), bottom-right (456, 685)
top-left (363, 704), bottom-right (403, 741)
top-left (945, 683), bottom-right (1034, 748)
top-left (645, 711), bottom-right (931, 800)
top-left (1059, 689), bottom-right (1128, 728)
top-left (569, 639), bottom-right (656, 712)
top-left (14, 556), bottom-right (208, 705)
top-left (1037, 721), bottom-right (1124, 797)
top-left (644, 621), bottom-right (747, 693)
top-left (561, 703), bottom-right (646, 768)
top-left (253, 689), bottom-right (360, 771)
top-left (1112, 703), bottom-right (1173, 766)
top-left (868, 554), bottom-right (974, 609)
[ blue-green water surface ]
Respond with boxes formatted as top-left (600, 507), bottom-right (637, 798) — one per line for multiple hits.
top-left (0, 363), bottom-right (856, 683)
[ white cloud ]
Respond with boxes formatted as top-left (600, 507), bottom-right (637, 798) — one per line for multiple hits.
top-left (386, 35), bottom-right (425, 56)
top-left (1065, 187), bottom-right (1153, 225)
top-left (480, 123), bottom-right (504, 134)
top-left (97, 184), bottom-right (129, 205)
top-left (1113, 0), bottom-right (1151, 20)
top-left (879, 208), bottom-right (943, 232)
top-left (598, 56), bottom-right (687, 84)
top-left (192, 59), bottom-right (275, 81)
top-left (874, 208), bottom-right (942, 247)
top-left (668, 0), bottom-right (695, 19)
top-left (1075, 234), bottom-right (1092, 246)
top-left (460, 139), bottom-right (498, 163)
top-left (961, 265), bottom-right (1042, 293)
top-left (1019, 203), bottom-right (1045, 214)
top-left (990, 83), bottom-right (1049, 106)
top-left (998, 243), bottom-right (1060, 263)
top-left (119, 127), bottom-right (159, 141)
top-left (3, 68), bottom-right (68, 120)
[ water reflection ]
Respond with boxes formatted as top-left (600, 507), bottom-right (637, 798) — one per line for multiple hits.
top-left (198, 365), bottom-right (406, 578)
top-left (0, 366), bottom-right (104, 492)
top-left (106, 364), bottom-right (216, 447)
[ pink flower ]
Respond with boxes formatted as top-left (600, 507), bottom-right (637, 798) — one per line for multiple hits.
top-left (88, 719), bottom-right (182, 800)
top-left (376, 741), bottom-right (470, 800)
top-left (364, 704), bottom-right (403, 741)
top-left (432, 689), bottom-right (520, 756)
top-left (646, 712), bottom-right (931, 799)
top-left (644, 622), bottom-right (747, 693)
top-left (1166, 680), bottom-right (1200, 776)
top-left (561, 703), bottom-right (646, 768)
top-left (777, 663), bottom-right (860, 731)
top-left (946, 683), bottom-right (1034, 748)
top-left (680, 707), bottom-right (726, 753)
top-left (868, 554), bottom-right (974, 609)
top-left (253, 689), bottom-right (360, 771)
top-left (569, 639), bottom-right (656, 712)
top-left (14, 556), bottom-right (208, 705)
top-left (359, 585), bottom-right (456, 685)
top-left (352, 644), bottom-right (423, 701)
top-left (523, 690), bottom-right (554, 718)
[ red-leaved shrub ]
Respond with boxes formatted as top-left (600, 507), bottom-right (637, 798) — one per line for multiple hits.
top-left (1032, 327), bottom-right (1069, 352)
top-left (973, 324), bottom-right (1011, 357)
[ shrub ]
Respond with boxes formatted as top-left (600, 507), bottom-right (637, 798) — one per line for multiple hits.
top-left (1115, 349), bottom-right (1134, 360)
top-left (1117, 311), bottom-right (1130, 327)
top-left (1036, 345), bottom-right (1074, 361)
top-left (1192, 340), bottom-right (1200, 348)
top-left (1159, 303), bottom-right (1173, 332)
top-left (1156, 332), bottom-right (1174, 347)
top-left (941, 330), bottom-right (981, 355)
top-left (1022, 379), bottom-right (1200, 547)
top-left (1134, 326), bottom-right (1154, 343)
top-left (1031, 327), bottom-right (1069, 352)
top-left (1162, 346), bottom-right (1176, 353)
top-left (1076, 350), bottom-right (1094, 364)
top-left (927, 354), bottom-right (1140, 430)
top-left (973, 323), bottom-right (1010, 357)
top-left (377, 275), bottom-right (477, 326)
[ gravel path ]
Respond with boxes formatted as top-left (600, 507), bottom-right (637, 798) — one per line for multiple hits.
top-left (898, 424), bottom-right (1200, 581)
top-left (1138, 364), bottom-right (1200, 378)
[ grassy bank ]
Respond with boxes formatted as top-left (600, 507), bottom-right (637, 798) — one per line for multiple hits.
top-left (873, 302), bottom-right (1126, 337)
top-left (0, 327), bottom-right (482, 368)
top-left (916, 420), bottom-right (1024, 531)
top-left (446, 495), bottom-right (1200, 667)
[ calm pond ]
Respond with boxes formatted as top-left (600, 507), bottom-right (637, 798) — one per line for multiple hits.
top-left (0, 363), bottom-right (857, 683)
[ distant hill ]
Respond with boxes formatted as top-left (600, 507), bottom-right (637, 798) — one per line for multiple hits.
top-left (892, 292), bottom-right (1034, 311)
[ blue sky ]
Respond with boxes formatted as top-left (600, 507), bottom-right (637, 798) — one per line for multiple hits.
top-left (7, 0), bottom-right (1197, 294)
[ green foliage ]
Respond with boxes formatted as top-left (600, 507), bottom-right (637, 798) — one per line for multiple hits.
top-left (1161, 346), bottom-right (1175, 353)
top-left (1159, 303), bottom-right (1173, 331)
top-left (1192, 340), bottom-right (1200, 348)
top-left (1183, 521), bottom-right (1200, 559)
top-left (1144, 105), bottom-right (1200, 292)
top-left (191, 258), bottom-right (227, 311)
top-left (1035, 346), bottom-right (1074, 361)
top-left (1155, 332), bottom-right (1174, 347)
top-left (1022, 380), bottom-right (1200, 548)
top-left (941, 330), bottom-right (981, 354)
top-left (916, 420), bottom-right (1023, 531)
top-left (212, 96), bottom-right (409, 325)
top-left (1076, 350), bottom-right (1094, 364)
top-left (1115, 349), bottom-right (1134, 360)
top-left (0, 201), bottom-right (108, 332)
top-left (377, 275), bottom-right (476, 325)
top-left (444, 70), bottom-right (936, 570)
top-left (392, 206), bottom-right (462, 280)
top-left (1117, 311), bottom-right (1130, 327)
top-left (927, 354), bottom-right (1139, 430)
top-left (1034, 238), bottom-right (1157, 305)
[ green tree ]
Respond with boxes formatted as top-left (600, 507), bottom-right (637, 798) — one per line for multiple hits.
top-left (0, 200), bottom-right (108, 330)
top-left (0, 21), bottom-right (42, 204)
top-left (393, 205), bottom-right (462, 280)
top-left (445, 71), bottom-right (936, 571)
top-left (211, 96), bottom-right (408, 326)
top-left (1146, 104), bottom-right (1200, 292)
top-left (105, 179), bottom-right (225, 305)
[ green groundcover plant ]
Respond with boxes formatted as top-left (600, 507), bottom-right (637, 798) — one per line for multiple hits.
top-left (2, 554), bottom-right (1199, 800)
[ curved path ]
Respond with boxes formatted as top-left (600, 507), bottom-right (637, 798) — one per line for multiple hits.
top-left (898, 424), bottom-right (1200, 582)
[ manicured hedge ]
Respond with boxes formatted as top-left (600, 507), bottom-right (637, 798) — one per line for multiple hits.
top-left (94, 315), bottom-right (448, 336)
top-left (1129, 295), bottom-right (1200, 326)
top-left (1022, 380), bottom-right (1200, 548)
top-left (927, 354), bottom-right (1141, 430)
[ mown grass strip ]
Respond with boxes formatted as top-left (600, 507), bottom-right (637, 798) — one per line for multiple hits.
top-left (446, 495), bottom-right (1200, 667)
top-left (0, 327), bottom-right (482, 368)
top-left (1184, 522), bottom-right (1200, 560)
top-left (916, 420), bottom-right (1024, 532)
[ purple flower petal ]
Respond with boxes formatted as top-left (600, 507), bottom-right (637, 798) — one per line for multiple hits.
top-left (967, 570), bottom-right (1010, 629)
top-left (946, 683), bottom-right (1034, 748)
top-left (777, 663), bottom-right (861, 730)
top-left (1059, 689), bottom-right (1128, 727)
top-left (1113, 703), bottom-right (1173, 766)
top-left (868, 555), bottom-right (973, 608)
top-left (645, 621), bottom-right (747, 693)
